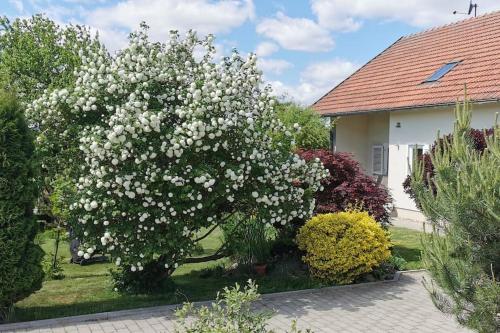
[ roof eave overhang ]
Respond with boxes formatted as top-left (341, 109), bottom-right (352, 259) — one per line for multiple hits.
top-left (319, 98), bottom-right (500, 117)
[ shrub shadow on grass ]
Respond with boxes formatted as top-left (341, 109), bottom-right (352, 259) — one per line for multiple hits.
top-left (11, 260), bottom-right (318, 323)
top-left (13, 227), bottom-right (424, 323)
top-left (392, 246), bottom-right (423, 270)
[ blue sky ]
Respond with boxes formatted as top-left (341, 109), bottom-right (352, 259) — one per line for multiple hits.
top-left (3, 0), bottom-right (500, 104)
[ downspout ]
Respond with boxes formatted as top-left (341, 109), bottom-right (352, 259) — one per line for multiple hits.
top-left (329, 116), bottom-right (338, 152)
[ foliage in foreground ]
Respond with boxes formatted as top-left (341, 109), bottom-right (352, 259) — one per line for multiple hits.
top-left (299, 149), bottom-right (392, 226)
top-left (0, 92), bottom-right (44, 321)
top-left (29, 24), bottom-right (327, 285)
top-left (275, 103), bottom-right (330, 150)
top-left (410, 97), bottom-right (499, 333)
top-left (175, 280), bottom-right (311, 333)
top-left (296, 212), bottom-right (391, 284)
top-left (402, 127), bottom-right (494, 206)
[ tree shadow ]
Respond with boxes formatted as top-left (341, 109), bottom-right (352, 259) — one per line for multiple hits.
top-left (392, 245), bottom-right (422, 266)
top-left (256, 273), bottom-right (422, 319)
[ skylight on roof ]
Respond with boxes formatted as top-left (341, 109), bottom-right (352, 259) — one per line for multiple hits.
top-left (423, 61), bottom-right (460, 83)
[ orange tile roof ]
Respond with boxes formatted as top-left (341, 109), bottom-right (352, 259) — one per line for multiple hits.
top-left (312, 11), bottom-right (500, 116)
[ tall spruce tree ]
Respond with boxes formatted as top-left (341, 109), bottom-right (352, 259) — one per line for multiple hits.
top-left (410, 94), bottom-right (500, 332)
top-left (0, 92), bottom-right (43, 321)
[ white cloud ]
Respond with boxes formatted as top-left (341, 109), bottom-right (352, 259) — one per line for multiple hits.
top-left (257, 58), bottom-right (293, 75)
top-left (61, 0), bottom-right (107, 3)
top-left (301, 58), bottom-right (360, 87)
top-left (256, 12), bottom-right (334, 52)
top-left (9, 0), bottom-right (24, 12)
top-left (269, 80), bottom-right (321, 106)
top-left (269, 58), bottom-right (360, 105)
top-left (311, 0), bottom-right (500, 32)
top-left (84, 0), bottom-right (255, 51)
top-left (255, 41), bottom-right (279, 57)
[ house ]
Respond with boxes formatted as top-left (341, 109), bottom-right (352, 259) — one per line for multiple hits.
top-left (312, 11), bottom-right (500, 221)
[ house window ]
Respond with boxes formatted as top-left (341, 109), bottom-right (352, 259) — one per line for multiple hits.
top-left (372, 145), bottom-right (387, 175)
top-left (407, 144), bottom-right (428, 174)
top-left (423, 61), bottom-right (460, 83)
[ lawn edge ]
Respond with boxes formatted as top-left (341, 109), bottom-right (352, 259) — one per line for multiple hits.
top-left (0, 270), bottom-right (426, 331)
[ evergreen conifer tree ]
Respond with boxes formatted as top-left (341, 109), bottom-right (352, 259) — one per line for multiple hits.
top-left (410, 94), bottom-right (499, 332)
top-left (0, 92), bottom-right (43, 321)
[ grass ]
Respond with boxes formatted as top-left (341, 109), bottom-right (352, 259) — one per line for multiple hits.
top-left (390, 227), bottom-right (424, 270)
top-left (10, 226), bottom-right (424, 323)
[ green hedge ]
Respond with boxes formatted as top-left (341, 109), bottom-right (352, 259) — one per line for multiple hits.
top-left (0, 92), bottom-right (43, 321)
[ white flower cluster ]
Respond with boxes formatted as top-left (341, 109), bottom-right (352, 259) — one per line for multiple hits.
top-left (30, 26), bottom-right (327, 272)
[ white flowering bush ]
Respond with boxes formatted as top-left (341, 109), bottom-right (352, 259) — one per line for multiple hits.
top-left (28, 24), bottom-right (327, 280)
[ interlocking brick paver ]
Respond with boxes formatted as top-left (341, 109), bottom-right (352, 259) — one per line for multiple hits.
top-left (0, 272), bottom-right (471, 333)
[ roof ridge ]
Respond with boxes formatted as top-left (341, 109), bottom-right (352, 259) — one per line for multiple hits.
top-left (401, 10), bottom-right (500, 40)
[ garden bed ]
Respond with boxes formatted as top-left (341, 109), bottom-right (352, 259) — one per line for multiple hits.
top-left (9, 226), bottom-right (424, 323)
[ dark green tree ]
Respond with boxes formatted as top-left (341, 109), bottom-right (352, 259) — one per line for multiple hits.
top-left (0, 92), bottom-right (43, 321)
top-left (410, 95), bottom-right (499, 333)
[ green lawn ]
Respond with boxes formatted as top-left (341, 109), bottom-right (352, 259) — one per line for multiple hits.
top-left (390, 227), bottom-right (424, 270)
top-left (11, 226), bottom-right (424, 323)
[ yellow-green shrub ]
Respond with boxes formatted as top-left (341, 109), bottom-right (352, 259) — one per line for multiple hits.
top-left (296, 211), bottom-right (391, 284)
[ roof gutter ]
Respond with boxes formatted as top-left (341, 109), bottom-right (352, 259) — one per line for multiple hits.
top-left (319, 98), bottom-right (500, 117)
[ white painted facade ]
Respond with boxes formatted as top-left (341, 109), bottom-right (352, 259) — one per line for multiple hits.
top-left (332, 102), bottom-right (499, 220)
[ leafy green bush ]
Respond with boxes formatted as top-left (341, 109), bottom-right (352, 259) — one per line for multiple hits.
top-left (410, 96), bottom-right (500, 332)
top-left (389, 255), bottom-right (407, 271)
top-left (276, 103), bottom-right (330, 150)
top-left (175, 280), bottom-right (311, 333)
top-left (296, 212), bottom-right (391, 284)
top-left (370, 255), bottom-right (407, 281)
top-left (0, 92), bottom-right (44, 321)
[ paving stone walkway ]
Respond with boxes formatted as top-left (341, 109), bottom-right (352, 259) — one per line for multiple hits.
top-left (0, 271), bottom-right (470, 333)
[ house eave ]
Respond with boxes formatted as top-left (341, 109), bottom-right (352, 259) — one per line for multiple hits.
top-left (319, 98), bottom-right (500, 117)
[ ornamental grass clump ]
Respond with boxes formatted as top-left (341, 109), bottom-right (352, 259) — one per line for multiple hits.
top-left (29, 23), bottom-right (327, 286)
top-left (296, 212), bottom-right (391, 285)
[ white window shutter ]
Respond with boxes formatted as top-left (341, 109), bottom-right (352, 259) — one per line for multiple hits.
top-left (372, 145), bottom-right (384, 175)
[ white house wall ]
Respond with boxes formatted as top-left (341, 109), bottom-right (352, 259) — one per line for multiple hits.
top-left (333, 102), bottom-right (498, 221)
top-left (367, 112), bottom-right (390, 185)
top-left (335, 112), bottom-right (390, 185)
top-left (388, 102), bottom-right (499, 214)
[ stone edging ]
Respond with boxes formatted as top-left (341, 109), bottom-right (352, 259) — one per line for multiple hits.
top-left (0, 270), bottom-right (426, 332)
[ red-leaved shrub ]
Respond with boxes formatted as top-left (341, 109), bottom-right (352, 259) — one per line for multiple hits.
top-left (298, 149), bottom-right (392, 225)
top-left (402, 128), bottom-right (494, 203)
